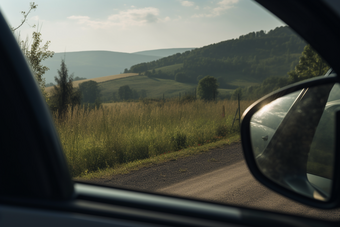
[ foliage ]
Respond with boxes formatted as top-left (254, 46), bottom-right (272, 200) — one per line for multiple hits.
top-left (130, 63), bottom-right (148, 73)
top-left (55, 99), bottom-right (253, 177)
top-left (231, 88), bottom-right (242, 100)
top-left (78, 80), bottom-right (101, 105)
top-left (238, 44), bottom-right (330, 100)
top-left (74, 76), bottom-right (87, 81)
top-left (118, 85), bottom-right (133, 100)
top-left (20, 32), bottom-right (54, 101)
top-left (216, 125), bottom-right (228, 137)
top-left (128, 26), bottom-right (306, 84)
top-left (288, 44), bottom-right (330, 83)
top-left (172, 132), bottom-right (187, 151)
top-left (49, 59), bottom-right (81, 117)
top-left (14, 2), bottom-right (54, 102)
top-left (117, 85), bottom-right (140, 101)
top-left (232, 76), bottom-right (289, 100)
top-left (11, 2), bottom-right (38, 31)
top-left (175, 72), bottom-right (189, 82)
top-left (197, 76), bottom-right (219, 101)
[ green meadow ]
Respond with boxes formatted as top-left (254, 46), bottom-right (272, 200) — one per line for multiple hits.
top-left (55, 99), bottom-right (253, 178)
top-left (98, 75), bottom-right (257, 102)
top-left (99, 76), bottom-right (198, 101)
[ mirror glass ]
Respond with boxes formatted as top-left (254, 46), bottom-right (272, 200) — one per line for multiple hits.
top-left (250, 83), bottom-right (339, 201)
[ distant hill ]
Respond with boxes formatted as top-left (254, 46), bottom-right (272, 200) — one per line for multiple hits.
top-left (128, 26), bottom-right (306, 87)
top-left (43, 51), bottom-right (161, 84)
top-left (43, 48), bottom-right (194, 84)
top-left (132, 48), bottom-right (195, 57)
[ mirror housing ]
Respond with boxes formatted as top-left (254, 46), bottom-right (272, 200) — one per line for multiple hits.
top-left (241, 75), bottom-right (340, 209)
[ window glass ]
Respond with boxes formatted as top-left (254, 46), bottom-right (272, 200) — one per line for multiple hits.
top-left (1, 0), bottom-right (338, 221)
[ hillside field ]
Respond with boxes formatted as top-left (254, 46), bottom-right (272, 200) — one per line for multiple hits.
top-left (46, 72), bottom-right (253, 101)
top-left (147, 63), bottom-right (183, 74)
top-left (45, 73), bottom-right (138, 93)
top-left (99, 76), bottom-right (198, 101)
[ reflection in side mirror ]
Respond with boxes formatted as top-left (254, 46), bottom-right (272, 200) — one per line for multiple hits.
top-left (250, 83), bottom-right (337, 201)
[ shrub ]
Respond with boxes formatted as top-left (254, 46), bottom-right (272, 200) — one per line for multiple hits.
top-left (216, 125), bottom-right (228, 137)
top-left (172, 132), bottom-right (187, 150)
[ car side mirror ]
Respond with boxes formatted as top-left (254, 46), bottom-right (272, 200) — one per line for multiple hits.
top-left (241, 76), bottom-right (340, 209)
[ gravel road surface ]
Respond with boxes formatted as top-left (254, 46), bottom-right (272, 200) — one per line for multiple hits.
top-left (85, 143), bottom-right (340, 221)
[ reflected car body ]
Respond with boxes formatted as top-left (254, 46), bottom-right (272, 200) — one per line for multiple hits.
top-left (249, 73), bottom-right (339, 199)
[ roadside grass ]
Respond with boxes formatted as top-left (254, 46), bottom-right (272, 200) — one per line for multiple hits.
top-left (55, 99), bottom-right (252, 178)
top-left (75, 135), bottom-right (240, 180)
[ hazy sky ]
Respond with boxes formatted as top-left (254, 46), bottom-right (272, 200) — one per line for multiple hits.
top-left (0, 0), bottom-right (285, 53)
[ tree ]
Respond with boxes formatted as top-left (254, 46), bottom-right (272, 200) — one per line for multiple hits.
top-left (118, 85), bottom-right (133, 100)
top-left (51, 59), bottom-right (80, 117)
top-left (74, 76), bottom-right (87, 81)
top-left (231, 88), bottom-right (242, 100)
top-left (13, 2), bottom-right (54, 101)
top-left (78, 80), bottom-right (101, 104)
top-left (20, 32), bottom-right (54, 101)
top-left (288, 44), bottom-right (329, 83)
top-left (197, 76), bottom-right (219, 101)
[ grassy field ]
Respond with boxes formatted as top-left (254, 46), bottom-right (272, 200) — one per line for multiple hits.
top-left (45, 73), bottom-right (138, 93)
top-left (55, 99), bottom-right (253, 178)
top-left (100, 76), bottom-right (198, 101)
top-left (229, 79), bottom-right (260, 87)
top-left (46, 72), bottom-right (256, 101)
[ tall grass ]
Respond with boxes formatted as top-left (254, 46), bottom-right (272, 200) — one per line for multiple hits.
top-left (54, 99), bottom-right (253, 177)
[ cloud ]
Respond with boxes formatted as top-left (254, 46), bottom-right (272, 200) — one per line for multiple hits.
top-left (213, 0), bottom-right (239, 15)
top-left (68, 7), bottom-right (164, 29)
top-left (192, 0), bottom-right (239, 18)
top-left (181, 1), bottom-right (195, 7)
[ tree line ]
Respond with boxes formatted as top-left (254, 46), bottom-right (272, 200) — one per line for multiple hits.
top-left (127, 26), bottom-right (306, 85)
top-left (232, 44), bottom-right (330, 100)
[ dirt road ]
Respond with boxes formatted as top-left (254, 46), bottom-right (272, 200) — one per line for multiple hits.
top-left (157, 160), bottom-right (340, 220)
top-left (86, 143), bottom-right (340, 221)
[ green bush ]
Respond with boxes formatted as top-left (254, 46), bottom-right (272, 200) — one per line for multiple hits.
top-left (216, 125), bottom-right (228, 137)
top-left (172, 132), bottom-right (187, 150)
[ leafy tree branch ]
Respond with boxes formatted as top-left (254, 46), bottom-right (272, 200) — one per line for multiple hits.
top-left (12, 2), bottom-right (38, 31)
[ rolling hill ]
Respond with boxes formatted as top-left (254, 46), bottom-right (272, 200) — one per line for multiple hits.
top-left (128, 26), bottom-right (306, 86)
top-left (43, 48), bottom-right (194, 84)
top-left (132, 48), bottom-right (194, 57)
top-left (43, 51), bottom-right (161, 84)
top-left (46, 26), bottom-right (308, 102)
